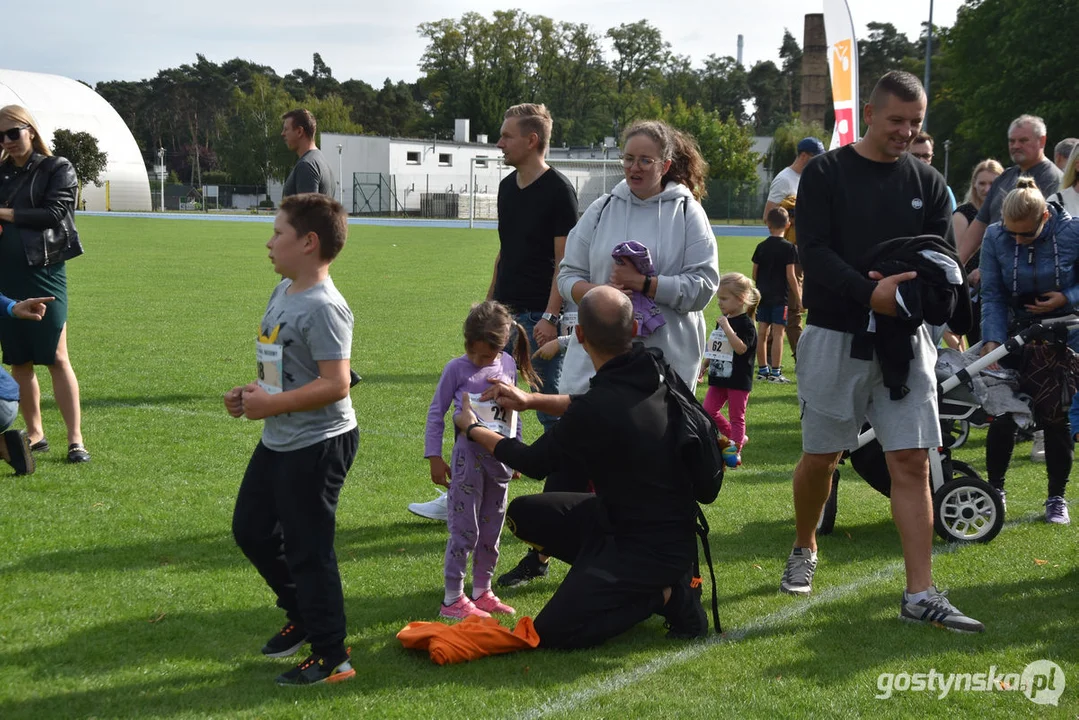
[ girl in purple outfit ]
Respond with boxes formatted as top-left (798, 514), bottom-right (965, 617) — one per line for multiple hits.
top-left (425, 301), bottom-right (541, 619)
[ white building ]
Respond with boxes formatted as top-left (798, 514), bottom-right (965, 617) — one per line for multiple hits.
top-left (323, 120), bottom-right (500, 216)
top-left (0, 69), bottom-right (152, 212)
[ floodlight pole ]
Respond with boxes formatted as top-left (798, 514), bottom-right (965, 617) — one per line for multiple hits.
top-left (158, 147), bottom-right (165, 212)
top-left (943, 139), bottom-right (952, 184)
top-left (923, 0), bottom-right (934, 130)
top-left (337, 144), bottom-right (344, 207)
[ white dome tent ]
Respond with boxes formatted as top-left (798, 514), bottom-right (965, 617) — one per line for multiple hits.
top-left (0, 69), bottom-right (151, 211)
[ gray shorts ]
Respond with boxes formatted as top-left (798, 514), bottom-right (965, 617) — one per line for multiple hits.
top-left (796, 324), bottom-right (941, 454)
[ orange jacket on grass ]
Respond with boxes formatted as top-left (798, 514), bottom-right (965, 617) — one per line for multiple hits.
top-left (397, 615), bottom-right (540, 664)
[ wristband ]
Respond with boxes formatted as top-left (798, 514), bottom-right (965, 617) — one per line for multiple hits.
top-left (4, 300), bottom-right (14, 317)
top-left (465, 421), bottom-right (485, 441)
top-left (642, 275), bottom-right (652, 295)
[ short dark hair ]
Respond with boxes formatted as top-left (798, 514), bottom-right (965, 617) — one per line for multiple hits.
top-left (578, 290), bottom-right (634, 356)
top-left (913, 131), bottom-right (933, 147)
top-left (869, 71), bottom-right (925, 107)
top-left (282, 108), bottom-right (317, 138)
top-left (766, 207), bottom-right (790, 231)
top-left (279, 193), bottom-right (348, 261)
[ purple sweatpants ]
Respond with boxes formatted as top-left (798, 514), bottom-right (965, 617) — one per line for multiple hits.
top-left (444, 437), bottom-right (511, 592)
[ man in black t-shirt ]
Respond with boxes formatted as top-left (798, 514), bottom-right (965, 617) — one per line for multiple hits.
top-left (779, 71), bottom-right (983, 633)
top-left (486, 104), bottom-right (579, 433)
top-left (751, 207), bottom-right (799, 383)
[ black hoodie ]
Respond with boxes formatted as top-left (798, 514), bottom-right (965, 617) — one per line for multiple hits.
top-left (494, 344), bottom-right (698, 570)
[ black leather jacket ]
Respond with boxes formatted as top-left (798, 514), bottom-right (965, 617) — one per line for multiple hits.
top-left (0, 152), bottom-right (84, 266)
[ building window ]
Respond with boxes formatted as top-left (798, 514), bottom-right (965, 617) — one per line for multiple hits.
top-left (406, 151), bottom-right (421, 165)
top-left (475, 158), bottom-right (488, 168)
top-left (438, 153), bottom-right (453, 166)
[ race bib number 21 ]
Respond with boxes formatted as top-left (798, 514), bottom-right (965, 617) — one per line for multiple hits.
top-left (469, 393), bottom-right (517, 438)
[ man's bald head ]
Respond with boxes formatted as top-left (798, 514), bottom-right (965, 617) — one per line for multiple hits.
top-left (578, 286), bottom-right (635, 356)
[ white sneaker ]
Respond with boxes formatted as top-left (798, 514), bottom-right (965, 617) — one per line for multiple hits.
top-left (407, 490), bottom-right (448, 521)
top-left (1031, 430), bottom-right (1046, 463)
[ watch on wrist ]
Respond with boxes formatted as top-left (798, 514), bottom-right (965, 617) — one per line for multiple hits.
top-left (540, 312), bottom-right (560, 325)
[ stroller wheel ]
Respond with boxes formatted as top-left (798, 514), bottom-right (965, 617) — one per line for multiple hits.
top-left (950, 460), bottom-right (982, 482)
top-left (942, 420), bottom-right (970, 449)
top-left (817, 469), bottom-right (839, 536)
top-left (933, 476), bottom-right (1004, 543)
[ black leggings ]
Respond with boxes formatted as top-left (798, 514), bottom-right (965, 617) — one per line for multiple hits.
top-left (985, 415), bottom-right (1071, 498)
top-left (506, 493), bottom-right (682, 650)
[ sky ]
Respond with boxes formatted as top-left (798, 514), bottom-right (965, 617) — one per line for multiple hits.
top-left (8, 1), bottom-right (965, 88)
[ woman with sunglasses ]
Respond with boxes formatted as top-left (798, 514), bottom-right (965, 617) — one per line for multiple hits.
top-left (557, 120), bottom-right (719, 396)
top-left (979, 177), bottom-right (1079, 524)
top-left (0, 105), bottom-right (89, 463)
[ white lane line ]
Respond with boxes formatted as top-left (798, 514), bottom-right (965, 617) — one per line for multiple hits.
top-left (512, 561), bottom-right (904, 720)
top-left (513, 532), bottom-right (988, 720)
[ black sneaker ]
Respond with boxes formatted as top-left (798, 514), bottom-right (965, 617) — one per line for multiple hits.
top-left (275, 652), bottom-right (355, 686)
top-left (662, 572), bottom-right (708, 639)
top-left (261, 622), bottom-right (309, 658)
top-left (496, 549), bottom-right (549, 588)
top-left (2, 429), bottom-right (34, 475)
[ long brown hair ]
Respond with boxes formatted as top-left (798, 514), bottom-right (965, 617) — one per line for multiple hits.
top-left (463, 301), bottom-right (541, 389)
top-left (0, 105), bottom-right (51, 163)
top-left (621, 120), bottom-right (709, 201)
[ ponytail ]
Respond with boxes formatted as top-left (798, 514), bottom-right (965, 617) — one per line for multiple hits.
top-left (512, 321), bottom-right (543, 389)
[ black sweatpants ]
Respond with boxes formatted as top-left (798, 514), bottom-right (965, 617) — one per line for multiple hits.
top-left (232, 427), bottom-right (359, 659)
top-left (986, 414), bottom-right (1071, 498)
top-left (506, 492), bottom-right (684, 650)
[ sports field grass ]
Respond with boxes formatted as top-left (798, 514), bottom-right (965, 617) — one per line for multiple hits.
top-left (0, 216), bottom-right (1075, 719)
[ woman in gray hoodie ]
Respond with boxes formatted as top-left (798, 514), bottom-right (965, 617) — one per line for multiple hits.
top-left (558, 120), bottom-right (720, 394)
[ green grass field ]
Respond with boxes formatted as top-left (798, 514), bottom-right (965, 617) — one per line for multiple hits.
top-left (0, 216), bottom-right (1075, 719)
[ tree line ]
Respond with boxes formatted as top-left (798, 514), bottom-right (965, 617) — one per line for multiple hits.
top-left (92, 0), bottom-right (1078, 199)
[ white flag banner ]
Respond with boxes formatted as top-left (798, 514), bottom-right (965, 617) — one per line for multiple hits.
top-left (823, 0), bottom-right (860, 148)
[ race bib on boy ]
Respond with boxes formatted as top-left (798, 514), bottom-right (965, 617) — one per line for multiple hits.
top-left (560, 311), bottom-right (578, 338)
top-left (469, 393), bottom-right (517, 438)
top-left (256, 341), bottom-right (284, 394)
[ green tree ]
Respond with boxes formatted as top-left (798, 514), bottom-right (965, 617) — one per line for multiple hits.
top-left (778, 29), bottom-right (803, 116)
top-left (746, 60), bottom-right (787, 133)
top-left (942, 0), bottom-right (1079, 188)
top-left (697, 55), bottom-right (749, 124)
top-left (653, 98), bottom-right (760, 187)
top-left (858, 22), bottom-right (918, 104)
top-left (607, 20), bottom-right (670, 132)
top-left (51, 128), bottom-right (108, 207)
top-left (769, 116), bottom-right (829, 173)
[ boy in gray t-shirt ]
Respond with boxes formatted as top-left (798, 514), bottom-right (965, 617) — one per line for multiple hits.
top-left (225, 193), bottom-right (359, 686)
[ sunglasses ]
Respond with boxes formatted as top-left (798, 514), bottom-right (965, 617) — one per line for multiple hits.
top-left (1005, 221), bottom-right (1045, 239)
top-left (1, 126), bottom-right (28, 142)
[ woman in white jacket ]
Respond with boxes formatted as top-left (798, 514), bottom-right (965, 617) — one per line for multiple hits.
top-left (558, 120), bottom-right (720, 394)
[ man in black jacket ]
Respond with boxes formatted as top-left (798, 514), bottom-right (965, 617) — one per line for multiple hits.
top-left (779, 71), bottom-right (983, 633)
top-left (455, 285), bottom-right (707, 648)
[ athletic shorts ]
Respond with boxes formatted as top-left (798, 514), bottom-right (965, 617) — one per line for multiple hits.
top-left (796, 324), bottom-right (941, 453)
top-left (755, 304), bottom-right (787, 326)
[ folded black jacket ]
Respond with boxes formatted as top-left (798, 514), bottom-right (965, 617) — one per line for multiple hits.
top-left (854, 235), bottom-right (972, 400)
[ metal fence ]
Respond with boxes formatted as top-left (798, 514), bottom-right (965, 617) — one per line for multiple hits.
top-left (149, 184), bottom-right (272, 212)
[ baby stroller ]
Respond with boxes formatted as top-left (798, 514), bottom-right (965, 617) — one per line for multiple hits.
top-left (817, 316), bottom-right (1079, 544)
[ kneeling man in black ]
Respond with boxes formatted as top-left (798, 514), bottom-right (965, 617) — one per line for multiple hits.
top-left (454, 285), bottom-right (707, 648)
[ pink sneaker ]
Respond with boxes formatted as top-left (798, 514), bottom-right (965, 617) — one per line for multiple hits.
top-left (440, 595), bottom-right (490, 620)
top-left (472, 590), bottom-right (516, 615)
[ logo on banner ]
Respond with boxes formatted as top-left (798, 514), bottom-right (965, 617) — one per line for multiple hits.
top-left (830, 39), bottom-right (854, 102)
top-left (833, 107), bottom-right (856, 146)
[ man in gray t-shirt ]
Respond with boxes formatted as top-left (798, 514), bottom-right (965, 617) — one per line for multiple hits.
top-left (959, 114), bottom-right (1062, 264)
top-left (281, 108), bottom-right (336, 198)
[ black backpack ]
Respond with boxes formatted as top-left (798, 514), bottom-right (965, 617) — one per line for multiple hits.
top-left (656, 354), bottom-right (725, 634)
